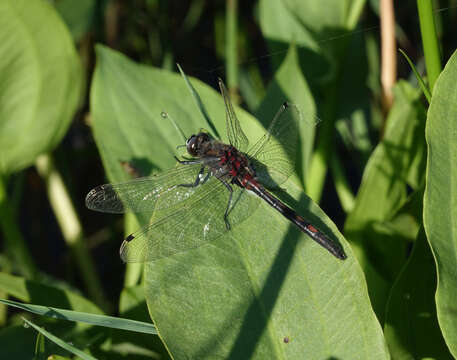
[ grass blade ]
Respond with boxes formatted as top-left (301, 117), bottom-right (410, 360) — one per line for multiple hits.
top-left (23, 317), bottom-right (97, 360)
top-left (0, 299), bottom-right (156, 335)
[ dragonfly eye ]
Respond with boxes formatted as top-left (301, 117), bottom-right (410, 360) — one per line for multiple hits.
top-left (186, 133), bottom-right (210, 156)
top-left (186, 135), bottom-right (196, 146)
top-left (186, 135), bottom-right (199, 156)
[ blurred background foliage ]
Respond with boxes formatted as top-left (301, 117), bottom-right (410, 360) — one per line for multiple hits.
top-left (0, 0), bottom-right (457, 358)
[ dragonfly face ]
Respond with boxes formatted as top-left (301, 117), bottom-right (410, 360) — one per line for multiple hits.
top-left (186, 132), bottom-right (211, 157)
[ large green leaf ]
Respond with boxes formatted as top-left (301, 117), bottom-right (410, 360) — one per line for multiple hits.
top-left (258, 0), bottom-right (327, 81)
top-left (384, 228), bottom-right (452, 359)
top-left (282, 0), bottom-right (365, 31)
top-left (258, 0), bottom-right (366, 82)
top-left (254, 44), bottom-right (316, 188)
top-left (0, 325), bottom-right (40, 359)
top-left (55, 0), bottom-right (96, 41)
top-left (144, 183), bottom-right (386, 359)
top-left (424, 49), bottom-right (457, 357)
top-left (0, 0), bottom-right (81, 174)
top-left (344, 81), bottom-right (427, 323)
top-left (89, 46), bottom-right (388, 359)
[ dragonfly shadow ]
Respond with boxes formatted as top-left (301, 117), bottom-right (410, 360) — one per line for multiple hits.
top-left (192, 195), bottom-right (305, 359)
top-left (227, 198), bottom-right (304, 359)
top-left (120, 157), bottom-right (158, 178)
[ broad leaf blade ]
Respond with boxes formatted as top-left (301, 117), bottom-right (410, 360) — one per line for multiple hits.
top-left (55, 0), bottom-right (96, 41)
top-left (282, 0), bottom-right (365, 31)
top-left (89, 47), bottom-right (388, 359)
top-left (144, 182), bottom-right (386, 359)
top-left (424, 49), bottom-right (457, 357)
top-left (90, 45), bottom-right (261, 182)
top-left (255, 44), bottom-right (317, 188)
top-left (384, 228), bottom-right (452, 359)
top-left (258, 0), bottom-right (326, 80)
top-left (0, 0), bottom-right (81, 174)
top-left (344, 81), bottom-right (426, 323)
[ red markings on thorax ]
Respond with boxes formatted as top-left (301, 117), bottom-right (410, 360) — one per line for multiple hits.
top-left (219, 148), bottom-right (246, 177)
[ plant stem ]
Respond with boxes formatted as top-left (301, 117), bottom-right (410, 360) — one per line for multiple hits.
top-left (226, 0), bottom-right (238, 97)
top-left (306, 82), bottom-right (339, 202)
top-left (35, 154), bottom-right (108, 311)
top-left (330, 155), bottom-right (355, 213)
top-left (0, 175), bottom-right (37, 278)
top-left (380, 0), bottom-right (397, 110)
top-left (417, 0), bottom-right (441, 91)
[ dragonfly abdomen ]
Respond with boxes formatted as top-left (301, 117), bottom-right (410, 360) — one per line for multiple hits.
top-left (245, 180), bottom-right (346, 260)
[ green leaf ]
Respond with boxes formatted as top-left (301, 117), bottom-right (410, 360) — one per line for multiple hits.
top-left (282, 0), bottom-right (365, 31)
top-left (34, 332), bottom-right (46, 360)
top-left (398, 48), bottom-right (431, 103)
top-left (119, 285), bottom-right (148, 321)
top-left (254, 44), bottom-right (317, 188)
top-left (258, 0), bottom-right (366, 82)
top-left (334, 30), bottom-right (374, 161)
top-left (177, 64), bottom-right (221, 140)
top-left (23, 317), bottom-right (97, 360)
top-left (116, 286), bottom-right (170, 358)
top-left (0, 272), bottom-right (102, 316)
top-left (424, 49), bottom-right (457, 357)
top-left (143, 182), bottom-right (386, 359)
top-left (55, 0), bottom-right (96, 41)
top-left (0, 298), bottom-right (157, 335)
top-left (344, 81), bottom-right (427, 323)
top-left (89, 47), bottom-right (388, 359)
top-left (258, 0), bottom-right (326, 80)
top-left (90, 45), bottom-right (251, 181)
top-left (384, 228), bottom-right (452, 359)
top-left (0, 0), bottom-right (82, 174)
top-left (0, 325), bottom-right (37, 359)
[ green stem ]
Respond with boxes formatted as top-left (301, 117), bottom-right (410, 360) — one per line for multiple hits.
top-left (0, 175), bottom-right (37, 278)
top-left (330, 155), bottom-right (355, 213)
top-left (306, 83), bottom-right (339, 202)
top-left (34, 154), bottom-right (108, 311)
top-left (417, 0), bottom-right (441, 91)
top-left (226, 0), bottom-right (238, 94)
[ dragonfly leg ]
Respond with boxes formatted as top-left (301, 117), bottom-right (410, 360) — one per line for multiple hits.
top-left (219, 179), bottom-right (233, 230)
top-left (177, 165), bottom-right (208, 188)
top-left (174, 156), bottom-right (203, 165)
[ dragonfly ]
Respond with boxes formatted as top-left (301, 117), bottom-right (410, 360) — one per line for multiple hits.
top-left (86, 79), bottom-right (347, 262)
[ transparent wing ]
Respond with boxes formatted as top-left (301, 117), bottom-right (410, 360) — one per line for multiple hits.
top-left (247, 103), bottom-right (301, 188)
top-left (120, 176), bottom-right (261, 262)
top-left (85, 163), bottom-right (206, 214)
top-left (218, 78), bottom-right (249, 152)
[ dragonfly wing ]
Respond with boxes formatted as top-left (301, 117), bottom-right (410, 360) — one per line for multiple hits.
top-left (85, 163), bottom-right (205, 213)
top-left (218, 78), bottom-right (249, 152)
top-left (247, 103), bottom-right (301, 188)
top-left (120, 176), bottom-right (261, 262)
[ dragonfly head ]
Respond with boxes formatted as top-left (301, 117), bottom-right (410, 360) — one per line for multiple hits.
top-left (186, 132), bottom-right (211, 157)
